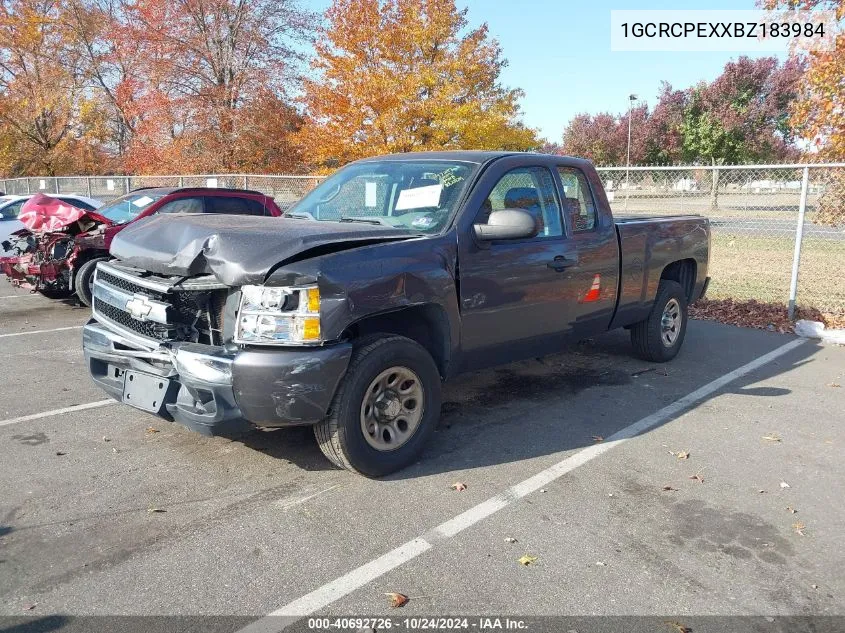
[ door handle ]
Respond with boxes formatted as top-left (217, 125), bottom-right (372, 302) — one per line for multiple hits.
top-left (547, 255), bottom-right (577, 272)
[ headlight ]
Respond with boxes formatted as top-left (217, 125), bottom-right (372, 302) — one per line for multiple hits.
top-left (235, 285), bottom-right (321, 345)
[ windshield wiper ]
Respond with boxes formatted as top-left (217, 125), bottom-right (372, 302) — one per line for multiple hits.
top-left (338, 217), bottom-right (386, 226)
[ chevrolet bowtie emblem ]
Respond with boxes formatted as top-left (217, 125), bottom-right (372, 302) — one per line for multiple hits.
top-left (125, 294), bottom-right (153, 321)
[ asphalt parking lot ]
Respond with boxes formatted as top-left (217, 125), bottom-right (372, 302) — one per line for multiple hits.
top-left (1, 283), bottom-right (844, 632)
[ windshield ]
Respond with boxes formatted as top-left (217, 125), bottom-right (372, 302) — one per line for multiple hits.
top-left (287, 160), bottom-right (476, 234)
top-left (95, 192), bottom-right (164, 224)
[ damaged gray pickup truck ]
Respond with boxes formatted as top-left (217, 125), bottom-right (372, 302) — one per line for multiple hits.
top-left (83, 151), bottom-right (710, 476)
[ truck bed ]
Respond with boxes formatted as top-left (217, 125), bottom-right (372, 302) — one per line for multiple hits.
top-left (610, 214), bottom-right (710, 330)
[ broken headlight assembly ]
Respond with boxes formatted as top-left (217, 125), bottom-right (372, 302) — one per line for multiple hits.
top-left (234, 285), bottom-right (321, 345)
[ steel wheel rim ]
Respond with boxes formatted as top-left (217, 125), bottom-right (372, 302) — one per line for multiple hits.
top-left (360, 366), bottom-right (424, 452)
top-left (661, 298), bottom-right (682, 347)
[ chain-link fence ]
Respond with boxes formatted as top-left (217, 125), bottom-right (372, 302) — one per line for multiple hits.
top-left (0, 174), bottom-right (324, 207)
top-left (596, 164), bottom-right (845, 316)
top-left (2, 164), bottom-right (843, 315)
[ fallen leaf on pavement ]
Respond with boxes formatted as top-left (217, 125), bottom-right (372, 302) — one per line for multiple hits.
top-left (786, 506), bottom-right (797, 514)
top-left (102, 436), bottom-right (111, 442)
top-left (664, 621), bottom-right (690, 633)
top-left (147, 507), bottom-right (166, 514)
top-left (146, 427), bottom-right (160, 433)
top-left (762, 434), bottom-right (782, 443)
top-left (827, 383), bottom-right (841, 388)
top-left (595, 561), bottom-right (607, 566)
top-left (675, 450), bottom-right (690, 460)
top-left (518, 554), bottom-right (538, 566)
top-left (450, 482), bottom-right (467, 492)
top-left (780, 481), bottom-right (791, 489)
top-left (55, 451), bottom-right (66, 456)
top-left (812, 584), bottom-right (818, 589)
top-left (662, 485), bottom-right (678, 491)
top-left (22, 604), bottom-right (36, 611)
top-left (592, 435), bottom-right (604, 442)
top-left (385, 592), bottom-right (409, 608)
top-left (793, 521), bottom-right (806, 536)
top-left (689, 473), bottom-right (705, 483)
top-left (504, 537), bottom-right (518, 543)
top-left (758, 490), bottom-right (766, 494)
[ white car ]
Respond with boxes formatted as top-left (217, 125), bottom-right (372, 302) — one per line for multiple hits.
top-left (0, 194), bottom-right (104, 255)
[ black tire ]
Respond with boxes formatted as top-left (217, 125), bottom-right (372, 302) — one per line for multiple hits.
top-left (314, 335), bottom-right (442, 477)
top-left (38, 288), bottom-right (72, 300)
top-left (630, 280), bottom-right (688, 363)
top-left (74, 257), bottom-right (108, 307)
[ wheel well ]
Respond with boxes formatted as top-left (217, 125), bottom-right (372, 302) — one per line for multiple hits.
top-left (660, 259), bottom-right (696, 302)
top-left (69, 250), bottom-right (108, 286)
top-left (343, 305), bottom-right (451, 378)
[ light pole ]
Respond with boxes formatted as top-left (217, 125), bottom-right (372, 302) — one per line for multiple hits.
top-left (625, 93), bottom-right (637, 211)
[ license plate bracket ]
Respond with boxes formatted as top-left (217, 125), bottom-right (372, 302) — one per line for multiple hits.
top-left (122, 370), bottom-right (170, 413)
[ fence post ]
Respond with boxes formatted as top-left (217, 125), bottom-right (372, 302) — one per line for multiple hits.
top-left (26, 179), bottom-right (31, 194)
top-left (125, 176), bottom-right (131, 194)
top-left (243, 175), bottom-right (249, 190)
top-left (86, 176), bottom-right (92, 198)
top-left (787, 166), bottom-right (810, 319)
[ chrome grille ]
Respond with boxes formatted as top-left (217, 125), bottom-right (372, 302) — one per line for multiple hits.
top-left (92, 261), bottom-right (228, 345)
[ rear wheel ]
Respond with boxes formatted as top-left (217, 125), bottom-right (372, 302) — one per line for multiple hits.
top-left (74, 257), bottom-right (108, 307)
top-left (314, 335), bottom-right (442, 477)
top-left (630, 280), bottom-right (688, 362)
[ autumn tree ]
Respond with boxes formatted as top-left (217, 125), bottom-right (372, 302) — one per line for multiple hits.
top-left (113, 0), bottom-right (313, 173)
top-left (763, 0), bottom-right (845, 224)
top-left (298, 0), bottom-right (539, 168)
top-left (681, 56), bottom-right (803, 207)
top-left (0, 0), bottom-right (111, 175)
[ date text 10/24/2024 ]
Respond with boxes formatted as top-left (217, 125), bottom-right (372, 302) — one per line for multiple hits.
top-left (307, 617), bottom-right (529, 630)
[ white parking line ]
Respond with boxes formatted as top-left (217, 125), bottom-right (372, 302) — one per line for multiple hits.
top-left (237, 337), bottom-right (806, 632)
top-left (0, 400), bottom-right (116, 428)
top-left (0, 325), bottom-right (83, 338)
top-left (0, 294), bottom-right (40, 300)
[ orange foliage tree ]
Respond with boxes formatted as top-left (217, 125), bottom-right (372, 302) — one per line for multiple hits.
top-left (297, 0), bottom-right (539, 169)
top-left (763, 0), bottom-right (845, 224)
top-left (0, 0), bottom-right (112, 175)
top-left (116, 0), bottom-right (313, 174)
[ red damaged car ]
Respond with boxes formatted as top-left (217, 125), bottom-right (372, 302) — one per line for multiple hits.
top-left (0, 187), bottom-right (282, 306)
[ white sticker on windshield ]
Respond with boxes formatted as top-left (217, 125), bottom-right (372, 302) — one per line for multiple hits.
top-left (132, 195), bottom-right (154, 207)
top-left (395, 184), bottom-right (442, 211)
top-left (365, 182), bottom-right (377, 208)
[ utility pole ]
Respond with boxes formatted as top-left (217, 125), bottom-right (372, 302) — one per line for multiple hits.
top-left (625, 94), bottom-right (637, 211)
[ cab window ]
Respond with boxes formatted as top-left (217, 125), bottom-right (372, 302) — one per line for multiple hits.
top-left (482, 167), bottom-right (563, 238)
top-left (557, 167), bottom-right (597, 232)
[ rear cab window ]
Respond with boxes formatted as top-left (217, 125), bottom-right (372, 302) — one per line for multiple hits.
top-left (557, 167), bottom-right (597, 233)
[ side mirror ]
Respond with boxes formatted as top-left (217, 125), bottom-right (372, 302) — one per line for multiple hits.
top-left (473, 209), bottom-right (536, 241)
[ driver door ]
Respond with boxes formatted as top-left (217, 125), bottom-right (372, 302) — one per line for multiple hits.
top-left (458, 164), bottom-right (582, 370)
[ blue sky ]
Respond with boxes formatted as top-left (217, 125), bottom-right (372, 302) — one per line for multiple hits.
top-left (303, 0), bottom-right (785, 142)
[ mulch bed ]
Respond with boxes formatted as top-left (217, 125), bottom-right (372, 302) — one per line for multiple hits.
top-left (689, 298), bottom-right (845, 334)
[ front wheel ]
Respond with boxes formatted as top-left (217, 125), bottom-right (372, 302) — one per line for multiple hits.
top-left (630, 280), bottom-right (688, 362)
top-left (74, 257), bottom-right (108, 307)
top-left (314, 335), bottom-right (442, 477)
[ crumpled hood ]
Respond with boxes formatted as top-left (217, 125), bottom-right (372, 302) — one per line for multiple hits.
top-left (19, 193), bottom-right (112, 233)
top-left (110, 213), bottom-right (416, 286)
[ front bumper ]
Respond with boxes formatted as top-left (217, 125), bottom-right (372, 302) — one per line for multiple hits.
top-left (82, 320), bottom-right (353, 436)
top-left (1, 256), bottom-right (67, 290)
